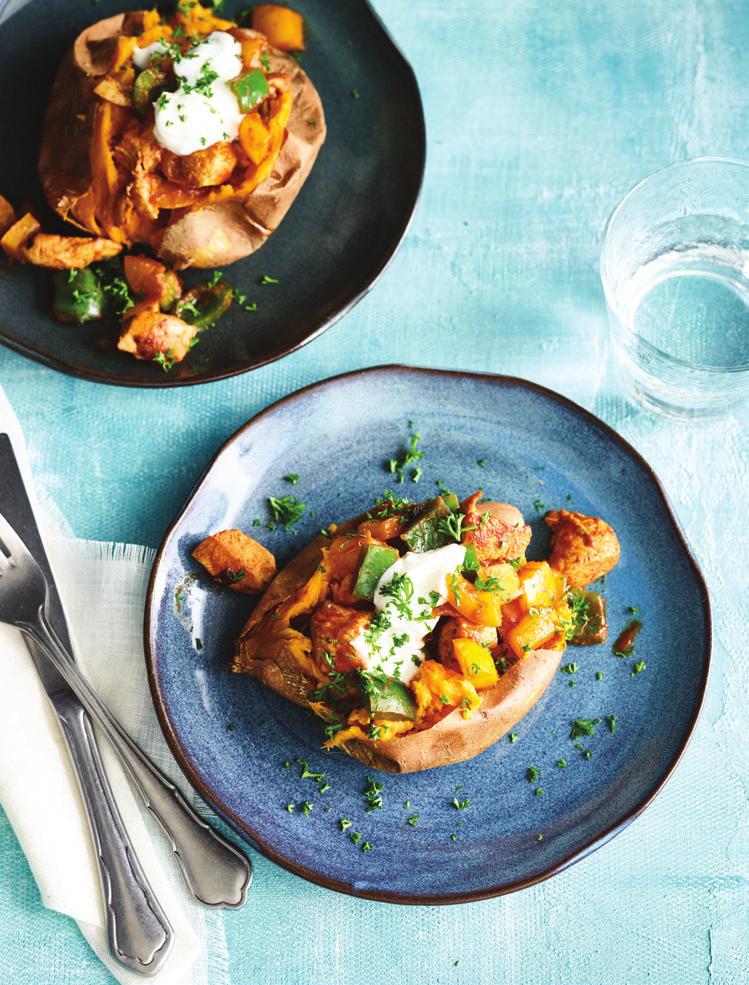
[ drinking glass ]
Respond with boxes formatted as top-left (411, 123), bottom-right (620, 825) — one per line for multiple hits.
top-left (600, 157), bottom-right (749, 419)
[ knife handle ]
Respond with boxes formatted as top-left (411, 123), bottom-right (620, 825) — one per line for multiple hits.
top-left (53, 691), bottom-right (174, 976)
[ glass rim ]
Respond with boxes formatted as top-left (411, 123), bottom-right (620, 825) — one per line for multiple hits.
top-left (600, 155), bottom-right (749, 376)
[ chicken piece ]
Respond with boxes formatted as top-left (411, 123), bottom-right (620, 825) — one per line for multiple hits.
top-left (545, 510), bottom-right (620, 588)
top-left (193, 529), bottom-right (277, 594)
top-left (0, 195), bottom-right (16, 237)
top-left (461, 493), bottom-right (532, 563)
top-left (161, 142), bottom-right (238, 188)
top-left (437, 616), bottom-right (498, 667)
top-left (311, 601), bottom-right (370, 673)
top-left (117, 304), bottom-right (197, 363)
top-left (21, 233), bottom-right (122, 269)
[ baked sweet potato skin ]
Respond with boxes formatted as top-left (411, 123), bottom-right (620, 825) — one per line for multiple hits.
top-left (39, 17), bottom-right (326, 269)
top-left (233, 516), bottom-right (561, 773)
top-left (339, 649), bottom-right (560, 773)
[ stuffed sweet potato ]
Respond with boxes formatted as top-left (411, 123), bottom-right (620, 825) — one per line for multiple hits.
top-left (39, 4), bottom-right (326, 270)
top-left (196, 491), bottom-right (621, 774)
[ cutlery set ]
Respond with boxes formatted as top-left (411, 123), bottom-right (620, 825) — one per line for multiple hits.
top-left (0, 435), bottom-right (251, 977)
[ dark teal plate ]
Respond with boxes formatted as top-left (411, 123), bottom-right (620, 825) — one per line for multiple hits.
top-left (0, 0), bottom-right (424, 386)
top-left (145, 366), bottom-right (711, 903)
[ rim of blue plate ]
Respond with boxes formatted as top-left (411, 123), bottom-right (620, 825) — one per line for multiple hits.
top-left (0, 0), bottom-right (426, 388)
top-left (144, 365), bottom-right (712, 904)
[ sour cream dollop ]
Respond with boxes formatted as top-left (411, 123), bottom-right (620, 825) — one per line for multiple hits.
top-left (151, 32), bottom-right (244, 157)
top-left (351, 543), bottom-right (467, 684)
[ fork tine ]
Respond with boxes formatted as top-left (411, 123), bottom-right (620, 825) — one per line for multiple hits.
top-left (0, 511), bottom-right (34, 563)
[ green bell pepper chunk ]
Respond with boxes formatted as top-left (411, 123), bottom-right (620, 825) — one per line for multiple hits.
top-left (366, 677), bottom-right (417, 722)
top-left (442, 492), bottom-right (460, 512)
top-left (52, 268), bottom-right (105, 324)
top-left (401, 496), bottom-right (454, 552)
top-left (231, 69), bottom-right (270, 113)
top-left (174, 281), bottom-right (234, 330)
top-left (353, 544), bottom-right (399, 600)
top-left (567, 588), bottom-right (608, 645)
top-left (133, 67), bottom-right (169, 116)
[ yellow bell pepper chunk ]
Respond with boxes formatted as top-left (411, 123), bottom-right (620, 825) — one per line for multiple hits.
top-left (506, 610), bottom-right (556, 659)
top-left (452, 638), bottom-right (499, 690)
top-left (446, 573), bottom-right (503, 627)
top-left (518, 561), bottom-right (566, 612)
top-left (477, 562), bottom-right (521, 604)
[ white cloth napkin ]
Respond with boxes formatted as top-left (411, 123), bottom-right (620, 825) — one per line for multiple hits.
top-left (0, 387), bottom-right (231, 985)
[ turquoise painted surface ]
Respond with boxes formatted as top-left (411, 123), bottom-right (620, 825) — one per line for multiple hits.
top-left (1, 1), bottom-right (747, 982)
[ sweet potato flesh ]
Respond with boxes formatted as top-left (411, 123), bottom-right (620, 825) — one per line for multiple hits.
top-left (193, 530), bottom-right (277, 594)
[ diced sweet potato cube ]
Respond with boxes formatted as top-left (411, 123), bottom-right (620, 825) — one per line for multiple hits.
top-left (0, 195), bottom-right (17, 237)
top-left (193, 529), bottom-right (277, 594)
top-left (0, 212), bottom-right (41, 262)
top-left (251, 4), bottom-right (305, 51)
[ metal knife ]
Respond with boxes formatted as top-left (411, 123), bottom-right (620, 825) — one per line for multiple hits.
top-left (0, 433), bottom-right (174, 977)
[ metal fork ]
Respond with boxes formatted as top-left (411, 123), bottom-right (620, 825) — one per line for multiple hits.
top-left (0, 512), bottom-right (252, 914)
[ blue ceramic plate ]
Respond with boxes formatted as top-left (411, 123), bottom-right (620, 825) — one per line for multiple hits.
top-left (145, 366), bottom-right (711, 903)
top-left (0, 0), bottom-right (424, 386)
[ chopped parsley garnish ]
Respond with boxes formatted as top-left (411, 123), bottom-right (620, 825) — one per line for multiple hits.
top-left (300, 800), bottom-right (313, 816)
top-left (437, 511), bottom-right (473, 543)
top-left (596, 671), bottom-right (603, 681)
top-left (153, 350), bottom-right (175, 373)
top-left (260, 274), bottom-right (279, 285)
top-left (631, 661), bottom-right (646, 676)
top-left (296, 759), bottom-right (324, 782)
top-left (534, 787), bottom-right (543, 797)
top-left (378, 572), bottom-right (415, 619)
top-left (569, 718), bottom-right (601, 740)
top-left (361, 841), bottom-right (374, 852)
top-left (387, 426), bottom-right (423, 483)
top-left (407, 815), bottom-right (419, 827)
top-left (555, 759), bottom-right (567, 768)
top-left (560, 663), bottom-right (578, 675)
top-left (283, 473), bottom-right (300, 485)
top-left (286, 802), bottom-right (294, 812)
top-left (608, 714), bottom-right (617, 733)
top-left (267, 494), bottom-right (306, 529)
top-left (476, 458), bottom-right (486, 467)
top-left (339, 818), bottom-right (352, 831)
top-left (363, 776), bottom-right (384, 812)
top-left (451, 796), bottom-right (471, 810)
top-left (349, 831), bottom-right (362, 845)
top-left (509, 732), bottom-right (519, 743)
top-left (526, 766), bottom-right (539, 782)
top-left (532, 499), bottom-right (546, 513)
top-left (351, 88), bottom-right (360, 99)
top-left (226, 722), bottom-right (236, 732)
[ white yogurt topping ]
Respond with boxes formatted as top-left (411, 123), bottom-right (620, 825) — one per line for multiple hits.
top-left (351, 543), bottom-right (466, 684)
top-left (133, 40), bottom-right (164, 71)
top-left (151, 32), bottom-right (245, 156)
